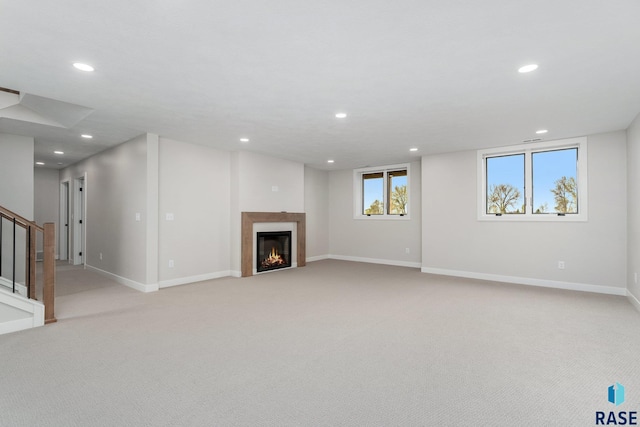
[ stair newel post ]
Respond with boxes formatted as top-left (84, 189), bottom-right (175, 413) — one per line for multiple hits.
top-left (43, 223), bottom-right (56, 324)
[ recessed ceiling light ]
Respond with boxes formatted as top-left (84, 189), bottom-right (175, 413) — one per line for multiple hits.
top-left (535, 129), bottom-right (548, 134)
top-left (54, 151), bottom-right (64, 155)
top-left (240, 138), bottom-right (249, 143)
top-left (518, 64), bottom-right (538, 73)
top-left (409, 148), bottom-right (418, 152)
top-left (335, 113), bottom-right (347, 119)
top-left (81, 134), bottom-right (93, 139)
top-left (327, 159), bottom-right (335, 163)
top-left (73, 62), bottom-right (94, 72)
top-left (35, 162), bottom-right (45, 165)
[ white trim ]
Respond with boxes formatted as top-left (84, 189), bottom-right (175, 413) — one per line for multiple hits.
top-left (0, 286), bottom-right (44, 334)
top-left (230, 270), bottom-right (242, 278)
top-left (59, 180), bottom-right (70, 261)
top-left (330, 254), bottom-right (421, 269)
top-left (0, 286), bottom-right (45, 314)
top-left (158, 271), bottom-right (231, 288)
top-left (353, 163), bottom-right (411, 220)
top-left (0, 317), bottom-right (36, 335)
top-left (0, 277), bottom-right (28, 297)
top-left (421, 267), bottom-right (626, 296)
top-left (477, 137), bottom-right (588, 222)
top-left (73, 173), bottom-right (87, 265)
top-left (628, 290), bottom-right (640, 312)
top-left (307, 255), bottom-right (330, 262)
top-left (85, 265), bottom-right (158, 293)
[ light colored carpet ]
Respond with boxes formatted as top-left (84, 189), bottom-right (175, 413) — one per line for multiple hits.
top-left (2, 260), bottom-right (639, 426)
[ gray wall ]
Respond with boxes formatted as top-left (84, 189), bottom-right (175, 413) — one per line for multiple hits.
top-left (60, 134), bottom-right (159, 289)
top-left (34, 168), bottom-right (59, 256)
top-left (422, 131), bottom-right (627, 293)
top-left (628, 113), bottom-right (640, 303)
top-left (10, 121), bottom-right (638, 300)
top-left (328, 160), bottom-right (422, 266)
top-left (0, 133), bottom-right (34, 218)
top-left (304, 166), bottom-right (330, 260)
top-left (158, 137), bottom-right (231, 286)
top-left (229, 151), bottom-right (305, 274)
top-left (0, 133), bottom-right (34, 283)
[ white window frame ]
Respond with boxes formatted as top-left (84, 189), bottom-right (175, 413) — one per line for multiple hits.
top-left (354, 163), bottom-right (411, 220)
top-left (477, 137), bottom-right (588, 222)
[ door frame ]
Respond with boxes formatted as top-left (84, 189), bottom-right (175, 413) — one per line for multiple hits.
top-left (73, 174), bottom-right (87, 266)
top-left (59, 180), bottom-right (70, 261)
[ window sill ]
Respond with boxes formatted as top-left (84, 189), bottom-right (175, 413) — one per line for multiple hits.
top-left (354, 215), bottom-right (411, 221)
top-left (477, 213), bottom-right (587, 222)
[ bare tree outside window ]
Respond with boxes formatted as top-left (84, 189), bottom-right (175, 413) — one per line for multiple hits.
top-left (487, 184), bottom-right (522, 214)
top-left (365, 199), bottom-right (383, 215)
top-left (552, 176), bottom-right (577, 213)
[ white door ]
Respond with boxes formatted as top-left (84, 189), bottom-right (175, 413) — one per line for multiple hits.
top-left (73, 177), bottom-right (85, 265)
top-left (60, 181), bottom-right (69, 261)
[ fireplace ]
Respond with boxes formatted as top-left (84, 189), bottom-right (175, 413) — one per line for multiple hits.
top-left (256, 231), bottom-right (292, 273)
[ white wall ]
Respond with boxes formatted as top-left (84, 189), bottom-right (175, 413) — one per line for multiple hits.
top-left (158, 138), bottom-right (231, 287)
top-left (34, 168), bottom-right (59, 257)
top-left (229, 151), bottom-right (305, 275)
top-left (0, 133), bottom-right (34, 283)
top-left (60, 134), bottom-right (159, 290)
top-left (304, 166), bottom-right (329, 260)
top-left (328, 160), bottom-right (422, 267)
top-left (628, 113), bottom-right (640, 306)
top-left (422, 131), bottom-right (627, 294)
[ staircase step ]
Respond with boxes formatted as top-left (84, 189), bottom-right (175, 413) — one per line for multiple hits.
top-left (0, 303), bottom-right (33, 335)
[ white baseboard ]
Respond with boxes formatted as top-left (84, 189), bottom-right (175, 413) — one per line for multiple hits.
top-left (0, 317), bottom-right (37, 335)
top-left (329, 255), bottom-right (421, 269)
top-left (159, 271), bottom-right (232, 288)
top-left (421, 267), bottom-right (627, 296)
top-left (85, 265), bottom-right (159, 293)
top-left (307, 255), bottom-right (329, 262)
top-left (628, 290), bottom-right (640, 312)
top-left (230, 270), bottom-right (242, 278)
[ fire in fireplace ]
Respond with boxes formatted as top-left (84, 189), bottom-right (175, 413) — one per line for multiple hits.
top-left (256, 231), bottom-right (292, 273)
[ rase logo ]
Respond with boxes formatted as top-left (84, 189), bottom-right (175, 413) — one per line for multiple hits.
top-left (596, 383), bottom-right (637, 425)
top-left (610, 383), bottom-right (626, 407)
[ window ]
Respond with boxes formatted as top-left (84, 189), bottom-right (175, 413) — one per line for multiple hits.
top-left (354, 164), bottom-right (410, 219)
top-left (486, 154), bottom-right (525, 214)
top-left (478, 137), bottom-right (587, 221)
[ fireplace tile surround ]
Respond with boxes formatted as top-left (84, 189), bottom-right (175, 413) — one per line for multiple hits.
top-left (241, 212), bottom-right (305, 277)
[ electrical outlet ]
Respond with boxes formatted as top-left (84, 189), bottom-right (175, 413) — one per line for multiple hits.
top-left (99, 252), bottom-right (102, 260)
top-left (405, 248), bottom-right (410, 254)
top-left (169, 259), bottom-right (174, 268)
top-left (558, 261), bottom-right (565, 270)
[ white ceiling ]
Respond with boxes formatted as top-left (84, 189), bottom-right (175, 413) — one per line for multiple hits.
top-left (1, 0), bottom-right (640, 170)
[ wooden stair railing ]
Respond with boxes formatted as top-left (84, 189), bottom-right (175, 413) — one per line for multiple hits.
top-left (0, 204), bottom-right (56, 324)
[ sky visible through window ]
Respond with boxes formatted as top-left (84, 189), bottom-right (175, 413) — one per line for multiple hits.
top-left (486, 148), bottom-right (577, 213)
top-left (363, 175), bottom-right (407, 211)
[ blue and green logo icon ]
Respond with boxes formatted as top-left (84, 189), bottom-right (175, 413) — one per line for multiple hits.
top-left (608, 383), bottom-right (625, 407)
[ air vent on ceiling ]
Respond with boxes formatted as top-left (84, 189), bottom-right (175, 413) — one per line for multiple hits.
top-left (0, 86), bottom-right (20, 95)
top-left (522, 138), bottom-right (542, 143)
